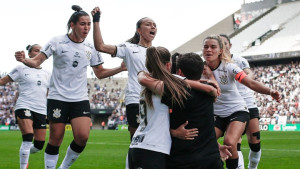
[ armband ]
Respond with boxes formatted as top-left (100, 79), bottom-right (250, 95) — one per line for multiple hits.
top-left (93, 11), bottom-right (101, 22)
top-left (235, 71), bottom-right (247, 83)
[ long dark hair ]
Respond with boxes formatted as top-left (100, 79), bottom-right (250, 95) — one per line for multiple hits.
top-left (126, 17), bottom-right (148, 44)
top-left (67, 5), bottom-right (89, 33)
top-left (142, 46), bottom-right (189, 108)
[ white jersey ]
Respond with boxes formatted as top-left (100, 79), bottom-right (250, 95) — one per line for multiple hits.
top-left (213, 62), bottom-right (249, 117)
top-left (130, 94), bottom-right (171, 155)
top-left (115, 42), bottom-right (147, 105)
top-left (232, 55), bottom-right (257, 109)
top-left (8, 65), bottom-right (51, 115)
top-left (42, 34), bottom-right (104, 102)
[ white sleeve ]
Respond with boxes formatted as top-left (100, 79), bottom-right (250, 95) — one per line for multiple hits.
top-left (227, 62), bottom-right (243, 78)
top-left (115, 42), bottom-right (129, 59)
top-left (41, 37), bottom-right (57, 58)
top-left (8, 65), bottom-right (21, 82)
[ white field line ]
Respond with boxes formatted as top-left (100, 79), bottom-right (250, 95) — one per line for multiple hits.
top-left (242, 147), bottom-right (300, 152)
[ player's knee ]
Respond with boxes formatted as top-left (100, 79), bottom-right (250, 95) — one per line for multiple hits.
top-left (224, 138), bottom-right (236, 148)
top-left (33, 140), bottom-right (45, 150)
top-left (251, 131), bottom-right (260, 140)
top-left (249, 142), bottom-right (261, 152)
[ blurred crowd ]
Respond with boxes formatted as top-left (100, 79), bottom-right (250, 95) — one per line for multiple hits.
top-left (1, 61), bottom-right (300, 127)
top-left (253, 61), bottom-right (300, 123)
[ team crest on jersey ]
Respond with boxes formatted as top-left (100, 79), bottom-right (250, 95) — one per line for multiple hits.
top-left (24, 110), bottom-right (31, 117)
top-left (219, 74), bottom-right (228, 85)
top-left (53, 108), bottom-right (61, 118)
top-left (86, 51), bottom-right (92, 60)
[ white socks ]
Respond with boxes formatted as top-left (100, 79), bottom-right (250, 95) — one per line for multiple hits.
top-left (248, 149), bottom-right (261, 169)
top-left (20, 141), bottom-right (32, 169)
top-left (59, 146), bottom-right (80, 169)
top-left (125, 153), bottom-right (129, 169)
top-left (30, 145), bottom-right (40, 154)
top-left (45, 153), bottom-right (59, 169)
top-left (237, 151), bottom-right (245, 169)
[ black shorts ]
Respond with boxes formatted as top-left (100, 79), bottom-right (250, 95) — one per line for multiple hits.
top-left (15, 109), bottom-right (46, 129)
top-left (126, 103), bottom-right (140, 128)
top-left (47, 99), bottom-right (91, 123)
top-left (128, 148), bottom-right (167, 169)
top-left (215, 111), bottom-right (249, 134)
top-left (249, 108), bottom-right (260, 120)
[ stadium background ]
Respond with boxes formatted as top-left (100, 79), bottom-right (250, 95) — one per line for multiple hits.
top-left (0, 0), bottom-right (300, 168)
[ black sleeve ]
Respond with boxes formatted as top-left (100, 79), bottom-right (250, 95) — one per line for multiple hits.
top-left (161, 84), bottom-right (173, 107)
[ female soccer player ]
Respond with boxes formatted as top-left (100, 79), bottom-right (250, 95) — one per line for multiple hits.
top-left (202, 35), bottom-right (281, 169)
top-left (1, 44), bottom-right (50, 169)
top-left (129, 47), bottom-right (220, 169)
top-left (220, 34), bottom-right (262, 169)
top-left (15, 5), bottom-right (125, 169)
top-left (91, 6), bottom-right (157, 140)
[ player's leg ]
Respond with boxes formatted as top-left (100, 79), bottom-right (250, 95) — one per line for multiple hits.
top-left (246, 108), bottom-right (261, 169)
top-left (237, 137), bottom-right (245, 169)
top-left (126, 103), bottom-right (140, 140)
top-left (125, 103), bottom-right (140, 169)
top-left (16, 109), bottom-right (34, 169)
top-left (223, 111), bottom-right (249, 169)
top-left (45, 99), bottom-right (67, 169)
top-left (59, 100), bottom-right (91, 169)
top-left (30, 113), bottom-right (47, 154)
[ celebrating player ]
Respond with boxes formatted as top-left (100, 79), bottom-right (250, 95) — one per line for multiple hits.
top-left (15, 5), bottom-right (125, 169)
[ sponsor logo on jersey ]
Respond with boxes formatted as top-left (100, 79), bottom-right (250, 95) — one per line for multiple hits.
top-left (53, 108), bottom-right (61, 118)
top-left (74, 52), bottom-right (80, 58)
top-left (72, 61), bottom-right (78, 68)
top-left (62, 50), bottom-right (68, 53)
top-left (37, 80), bottom-right (41, 86)
top-left (133, 51), bottom-right (139, 54)
top-left (24, 110), bottom-right (31, 117)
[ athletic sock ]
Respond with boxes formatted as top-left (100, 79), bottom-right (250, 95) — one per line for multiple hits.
top-left (248, 149), bottom-right (261, 169)
top-left (125, 152), bottom-right (129, 169)
top-left (237, 143), bottom-right (244, 169)
top-left (59, 140), bottom-right (85, 169)
top-left (30, 140), bottom-right (45, 154)
top-left (20, 141), bottom-right (32, 169)
top-left (226, 158), bottom-right (238, 169)
top-left (45, 143), bottom-right (60, 169)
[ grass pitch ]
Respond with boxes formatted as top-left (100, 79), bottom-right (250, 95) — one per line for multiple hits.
top-left (0, 130), bottom-right (299, 169)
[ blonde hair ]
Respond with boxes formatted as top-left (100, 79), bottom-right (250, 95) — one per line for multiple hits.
top-left (203, 34), bottom-right (233, 63)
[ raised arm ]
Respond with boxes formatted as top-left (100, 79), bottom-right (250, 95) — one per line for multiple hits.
top-left (15, 51), bottom-right (46, 68)
top-left (0, 75), bottom-right (13, 86)
top-left (240, 76), bottom-right (281, 102)
top-left (91, 7), bottom-right (117, 55)
top-left (185, 79), bottom-right (218, 98)
top-left (92, 61), bottom-right (126, 79)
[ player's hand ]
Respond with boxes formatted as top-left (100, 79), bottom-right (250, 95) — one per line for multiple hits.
top-left (170, 121), bottom-right (198, 140)
top-left (270, 89), bottom-right (281, 103)
top-left (219, 145), bottom-right (232, 161)
top-left (15, 51), bottom-right (26, 63)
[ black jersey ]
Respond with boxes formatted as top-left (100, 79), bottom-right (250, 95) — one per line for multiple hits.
top-left (162, 86), bottom-right (221, 169)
